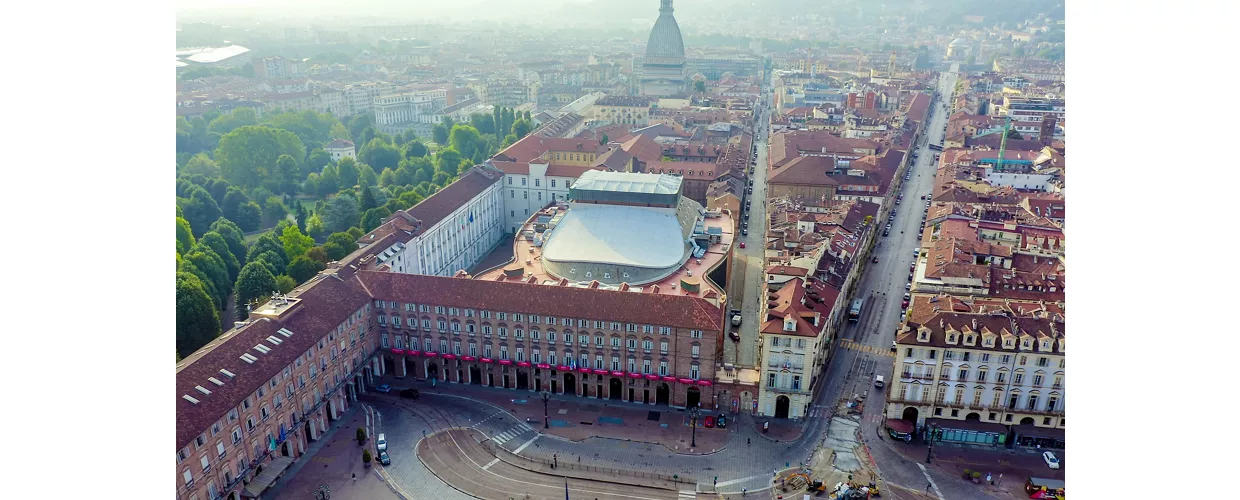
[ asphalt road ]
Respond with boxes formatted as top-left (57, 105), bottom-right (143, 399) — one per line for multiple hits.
top-left (812, 67), bottom-right (988, 500)
top-left (419, 429), bottom-right (685, 500)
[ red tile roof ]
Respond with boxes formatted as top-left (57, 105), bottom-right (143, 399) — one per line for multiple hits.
top-left (175, 271), bottom-right (372, 449)
top-left (353, 271), bottom-right (723, 331)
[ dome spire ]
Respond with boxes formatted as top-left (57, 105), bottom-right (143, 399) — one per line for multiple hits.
top-left (661, 0), bottom-right (674, 13)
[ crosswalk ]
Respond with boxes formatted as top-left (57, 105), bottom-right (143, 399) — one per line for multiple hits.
top-left (678, 491), bottom-right (696, 500)
top-left (490, 422), bottom-right (534, 445)
top-left (837, 339), bottom-right (894, 357)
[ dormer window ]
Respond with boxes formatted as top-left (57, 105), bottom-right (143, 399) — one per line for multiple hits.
top-left (947, 334), bottom-right (956, 343)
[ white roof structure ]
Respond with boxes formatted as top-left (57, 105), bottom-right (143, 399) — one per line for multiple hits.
top-left (572, 170), bottom-right (681, 195)
top-left (185, 45), bottom-right (251, 64)
top-left (541, 204), bottom-right (685, 270)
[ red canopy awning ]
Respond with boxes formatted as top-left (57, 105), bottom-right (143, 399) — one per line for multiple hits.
top-left (480, 358), bottom-right (494, 364)
top-left (498, 359), bottom-right (513, 365)
top-left (885, 419), bottom-right (915, 434)
top-left (442, 354), bottom-right (457, 360)
top-left (462, 356), bottom-right (477, 361)
top-left (390, 348), bottom-right (404, 354)
top-left (556, 365), bottom-right (571, 371)
top-left (407, 350), bottom-right (421, 356)
top-left (536, 363), bottom-right (551, 369)
top-left (517, 361), bottom-right (532, 367)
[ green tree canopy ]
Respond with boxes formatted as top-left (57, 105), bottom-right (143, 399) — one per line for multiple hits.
top-left (207, 107), bottom-right (259, 136)
top-left (246, 232), bottom-right (288, 269)
top-left (435, 148), bottom-right (464, 177)
top-left (180, 153), bottom-right (220, 178)
top-left (306, 213), bottom-right (327, 239)
top-left (176, 271), bottom-right (221, 358)
top-left (275, 154), bottom-right (301, 196)
top-left (234, 201), bottom-right (262, 232)
top-left (286, 255), bottom-right (326, 283)
top-left (320, 193), bottom-right (361, 233)
top-left (404, 140), bottom-right (428, 158)
top-left (184, 246), bottom-right (233, 302)
top-left (235, 261), bottom-right (278, 320)
top-left (178, 185), bottom-right (222, 237)
top-left (448, 125), bottom-right (488, 160)
top-left (215, 125), bottom-right (306, 189)
top-left (176, 217), bottom-right (196, 256)
top-left (511, 119), bottom-right (533, 140)
top-left (220, 187), bottom-right (251, 222)
top-left (432, 122), bottom-right (450, 145)
top-left (357, 163), bottom-right (378, 190)
top-left (321, 241), bottom-right (349, 261)
top-left (200, 232), bottom-right (241, 281)
top-left (693, 80), bottom-right (706, 93)
top-left (275, 275), bottom-right (298, 294)
top-left (360, 207), bottom-right (392, 232)
top-left (279, 224), bottom-right (315, 260)
top-left (360, 138), bottom-right (402, 171)
top-left (336, 157), bottom-right (360, 189)
top-left (209, 218), bottom-right (248, 264)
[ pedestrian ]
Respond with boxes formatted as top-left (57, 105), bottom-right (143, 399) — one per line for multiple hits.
top-left (747, 437), bottom-right (751, 446)
top-left (352, 472), bottom-right (356, 481)
top-left (997, 473), bottom-right (1003, 486)
top-left (926, 483), bottom-right (932, 493)
top-left (987, 472), bottom-right (993, 484)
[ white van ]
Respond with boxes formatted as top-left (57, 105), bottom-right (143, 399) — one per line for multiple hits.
top-left (376, 433), bottom-right (387, 452)
top-left (874, 375), bottom-right (885, 388)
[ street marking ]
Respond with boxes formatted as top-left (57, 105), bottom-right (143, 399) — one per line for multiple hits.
top-left (512, 435), bottom-right (539, 455)
top-left (717, 473), bottom-right (767, 487)
top-left (481, 458), bottom-right (500, 470)
top-left (679, 491), bottom-right (696, 499)
top-left (916, 463), bottom-right (946, 500)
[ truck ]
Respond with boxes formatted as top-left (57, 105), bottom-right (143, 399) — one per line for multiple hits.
top-left (730, 309), bottom-right (742, 326)
top-left (848, 299), bottom-right (864, 322)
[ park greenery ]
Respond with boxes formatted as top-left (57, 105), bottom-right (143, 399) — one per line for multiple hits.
top-left (175, 105), bottom-right (533, 359)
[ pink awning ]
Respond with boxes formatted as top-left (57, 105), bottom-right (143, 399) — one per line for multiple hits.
top-left (407, 350), bottom-right (421, 356)
top-left (555, 365), bottom-right (571, 371)
top-left (517, 361), bottom-right (532, 367)
top-left (696, 380), bottom-right (712, 387)
top-left (498, 359), bottom-right (513, 365)
top-left (610, 371), bottom-right (625, 377)
top-left (462, 356), bottom-right (477, 362)
top-left (627, 372), bottom-right (643, 379)
top-left (424, 352), bottom-right (439, 358)
top-left (577, 367), bottom-right (592, 373)
top-left (442, 354), bottom-right (457, 360)
top-left (390, 348), bottom-right (404, 354)
top-left (661, 376), bottom-right (677, 382)
top-left (645, 374), bottom-right (660, 380)
top-left (678, 378), bottom-right (694, 385)
top-left (536, 363), bottom-right (551, 369)
top-left (480, 358), bottom-right (494, 364)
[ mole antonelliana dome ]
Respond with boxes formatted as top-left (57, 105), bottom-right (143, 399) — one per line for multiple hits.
top-left (644, 0), bottom-right (686, 64)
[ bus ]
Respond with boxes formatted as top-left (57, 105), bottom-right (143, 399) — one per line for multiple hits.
top-left (848, 299), bottom-right (864, 322)
top-left (928, 143), bottom-right (943, 151)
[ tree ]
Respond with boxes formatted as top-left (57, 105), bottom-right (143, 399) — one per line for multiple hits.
top-left (360, 185), bottom-right (379, 212)
top-left (179, 185), bottom-right (222, 237)
top-left (358, 164), bottom-right (378, 191)
top-left (234, 201), bottom-right (262, 232)
top-left (431, 122), bottom-right (449, 145)
top-left (280, 224), bottom-right (315, 260)
top-left (1006, 128), bottom-right (1023, 140)
top-left (207, 107), bottom-right (259, 136)
top-left (185, 247), bottom-right (233, 303)
top-left (235, 261), bottom-right (278, 319)
top-left (246, 232), bottom-right (288, 270)
top-left (470, 112), bottom-right (497, 135)
top-left (306, 213), bottom-right (327, 239)
top-left (321, 241), bottom-right (349, 261)
top-left (286, 255), bottom-right (326, 283)
top-left (404, 140), bottom-right (428, 158)
top-left (275, 275), bottom-right (298, 294)
top-left (219, 187), bottom-right (251, 222)
top-left (209, 218), bottom-right (248, 265)
top-left (502, 134), bottom-right (518, 148)
top-left (511, 118), bottom-right (533, 139)
top-left (693, 80), bottom-right (706, 93)
top-left (262, 196), bottom-right (289, 227)
top-left (200, 232), bottom-right (241, 281)
top-left (180, 153), bottom-right (220, 178)
top-left (276, 154), bottom-right (301, 196)
top-left (318, 165), bottom-right (341, 196)
top-left (360, 138), bottom-right (402, 171)
top-left (435, 148), bottom-right (464, 177)
top-left (336, 157), bottom-right (360, 189)
top-left (320, 193), bottom-right (361, 233)
top-left (398, 190), bottom-right (424, 208)
top-left (176, 217), bottom-right (196, 256)
top-left (306, 246), bottom-right (329, 264)
top-left (360, 207), bottom-right (392, 232)
top-left (600, 134), bottom-right (609, 145)
top-left (306, 149), bottom-right (332, 175)
top-left (295, 203), bottom-right (307, 234)
top-left (347, 114), bottom-right (374, 145)
top-left (176, 272), bottom-right (221, 358)
top-left (378, 168), bottom-right (397, 187)
top-left (432, 170), bottom-right (451, 186)
top-left (214, 125), bottom-right (306, 189)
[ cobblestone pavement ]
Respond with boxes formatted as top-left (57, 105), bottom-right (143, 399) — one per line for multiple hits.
top-left (272, 406), bottom-right (403, 500)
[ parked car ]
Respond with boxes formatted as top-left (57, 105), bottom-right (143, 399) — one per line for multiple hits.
top-left (704, 416), bottom-right (715, 428)
top-left (905, 283), bottom-right (911, 291)
top-left (882, 230), bottom-right (889, 237)
top-left (399, 388), bottom-right (420, 399)
top-left (903, 292), bottom-right (911, 300)
top-left (1043, 451), bottom-right (1060, 469)
top-left (872, 256), bottom-right (879, 263)
top-left (379, 451), bottom-right (391, 465)
top-left (717, 415), bottom-right (727, 428)
top-left (729, 330), bottom-right (741, 341)
top-left (375, 384), bottom-right (391, 393)
top-left (901, 300), bottom-right (909, 308)
top-left (376, 434), bottom-right (387, 452)
top-left (739, 241), bottom-right (746, 249)
top-left (890, 341), bottom-right (898, 352)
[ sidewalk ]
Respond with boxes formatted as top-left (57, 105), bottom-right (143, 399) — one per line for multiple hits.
top-left (393, 377), bottom-right (732, 454)
top-left (271, 405), bottom-right (402, 500)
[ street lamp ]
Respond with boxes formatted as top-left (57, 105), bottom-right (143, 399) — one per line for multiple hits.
top-left (926, 423), bottom-right (938, 464)
top-left (540, 391), bottom-right (550, 429)
top-left (688, 406), bottom-right (701, 448)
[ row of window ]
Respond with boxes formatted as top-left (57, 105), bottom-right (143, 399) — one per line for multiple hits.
top-left (905, 348), bottom-right (1065, 369)
top-left (506, 176), bottom-right (572, 189)
top-left (371, 304), bottom-right (694, 337)
top-left (383, 332), bottom-right (700, 355)
top-left (382, 334), bottom-right (700, 364)
top-left (899, 383), bottom-right (1061, 413)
